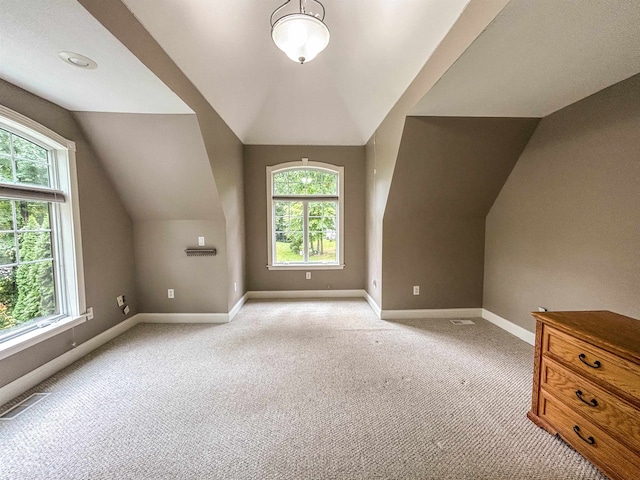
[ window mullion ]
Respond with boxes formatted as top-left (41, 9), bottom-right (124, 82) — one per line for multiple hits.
top-left (11, 199), bottom-right (19, 264)
top-left (303, 200), bottom-right (309, 263)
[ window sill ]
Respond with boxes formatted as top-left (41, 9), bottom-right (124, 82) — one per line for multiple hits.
top-left (0, 314), bottom-right (87, 361)
top-left (267, 264), bottom-right (345, 271)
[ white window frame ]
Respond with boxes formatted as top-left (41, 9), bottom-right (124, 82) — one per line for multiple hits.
top-left (266, 159), bottom-right (345, 270)
top-left (0, 105), bottom-right (87, 361)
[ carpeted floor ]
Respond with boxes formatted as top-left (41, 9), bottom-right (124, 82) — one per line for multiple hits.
top-left (0, 299), bottom-right (605, 479)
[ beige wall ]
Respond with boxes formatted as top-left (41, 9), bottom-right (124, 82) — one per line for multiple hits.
top-left (73, 112), bottom-right (231, 313)
top-left (364, 0), bottom-right (510, 309)
top-left (382, 117), bottom-right (538, 310)
top-left (80, 0), bottom-right (246, 311)
top-left (0, 79), bottom-right (137, 388)
top-left (484, 74), bottom-right (640, 332)
top-left (134, 221), bottom-right (227, 312)
top-left (244, 145), bottom-right (366, 291)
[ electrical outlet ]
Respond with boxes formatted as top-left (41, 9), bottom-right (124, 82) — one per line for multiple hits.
top-left (168, 289), bottom-right (174, 299)
top-left (538, 306), bottom-right (548, 312)
top-left (198, 236), bottom-right (205, 246)
top-left (86, 307), bottom-right (94, 320)
top-left (116, 295), bottom-right (124, 307)
top-left (123, 305), bottom-right (130, 315)
top-left (413, 285), bottom-right (420, 295)
top-left (305, 272), bottom-right (311, 280)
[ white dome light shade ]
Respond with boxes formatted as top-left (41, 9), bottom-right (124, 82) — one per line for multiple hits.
top-left (272, 14), bottom-right (330, 64)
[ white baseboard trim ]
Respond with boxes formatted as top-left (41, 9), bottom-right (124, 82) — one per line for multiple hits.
top-left (229, 293), bottom-right (249, 321)
top-left (365, 292), bottom-right (382, 319)
top-left (482, 309), bottom-right (535, 345)
top-left (381, 308), bottom-right (482, 320)
top-left (247, 289), bottom-right (366, 299)
top-left (0, 315), bottom-right (141, 407)
top-left (137, 313), bottom-right (229, 324)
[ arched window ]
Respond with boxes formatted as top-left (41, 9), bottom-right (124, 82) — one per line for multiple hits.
top-left (266, 159), bottom-right (344, 269)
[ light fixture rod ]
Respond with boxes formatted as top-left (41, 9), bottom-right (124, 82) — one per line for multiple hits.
top-left (270, 0), bottom-right (326, 27)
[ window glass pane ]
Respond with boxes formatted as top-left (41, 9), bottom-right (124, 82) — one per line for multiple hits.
top-left (0, 155), bottom-right (12, 182)
top-left (0, 130), bottom-right (10, 155)
top-left (0, 233), bottom-right (16, 265)
top-left (0, 259), bottom-right (56, 333)
top-left (11, 134), bottom-right (48, 162)
top-left (308, 201), bottom-right (337, 263)
top-left (0, 123), bottom-right (63, 342)
top-left (16, 201), bottom-right (50, 230)
top-left (18, 231), bottom-right (53, 262)
top-left (0, 266), bottom-right (18, 332)
top-left (16, 159), bottom-right (50, 187)
top-left (274, 200), bottom-right (304, 263)
top-left (274, 179), bottom-right (289, 195)
top-left (0, 200), bottom-right (13, 230)
top-left (273, 168), bottom-right (337, 196)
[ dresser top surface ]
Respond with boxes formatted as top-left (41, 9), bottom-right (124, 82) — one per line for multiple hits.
top-left (532, 310), bottom-right (640, 363)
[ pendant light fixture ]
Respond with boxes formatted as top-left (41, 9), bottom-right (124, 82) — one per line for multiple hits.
top-left (270, 0), bottom-right (330, 64)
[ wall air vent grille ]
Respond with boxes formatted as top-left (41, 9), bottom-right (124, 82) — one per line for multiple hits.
top-left (450, 320), bottom-right (475, 325)
top-left (185, 248), bottom-right (217, 257)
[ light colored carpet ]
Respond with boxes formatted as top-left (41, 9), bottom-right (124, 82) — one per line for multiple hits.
top-left (0, 299), bottom-right (605, 479)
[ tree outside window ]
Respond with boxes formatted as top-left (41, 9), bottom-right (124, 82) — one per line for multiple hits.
top-left (0, 127), bottom-right (57, 335)
top-left (268, 162), bottom-right (344, 268)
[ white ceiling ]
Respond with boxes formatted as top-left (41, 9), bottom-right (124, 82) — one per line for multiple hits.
top-left (121, 0), bottom-right (471, 145)
top-left (1, 0), bottom-right (638, 147)
top-left (0, 0), bottom-right (191, 114)
top-left (411, 0), bottom-right (640, 117)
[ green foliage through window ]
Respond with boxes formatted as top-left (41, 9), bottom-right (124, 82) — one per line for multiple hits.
top-left (0, 127), bottom-right (56, 335)
top-left (271, 167), bottom-right (340, 264)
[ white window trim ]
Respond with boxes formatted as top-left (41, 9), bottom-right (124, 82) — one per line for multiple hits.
top-left (0, 105), bottom-right (87, 361)
top-left (266, 159), bottom-right (345, 270)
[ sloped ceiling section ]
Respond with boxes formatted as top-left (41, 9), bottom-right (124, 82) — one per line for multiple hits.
top-left (121, 0), bottom-right (471, 145)
top-left (411, 0), bottom-right (640, 117)
top-left (74, 112), bottom-right (224, 222)
top-left (0, 0), bottom-right (191, 115)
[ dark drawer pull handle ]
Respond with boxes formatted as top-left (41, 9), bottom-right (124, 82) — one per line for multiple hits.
top-left (578, 353), bottom-right (601, 369)
top-left (575, 390), bottom-right (598, 407)
top-left (573, 425), bottom-right (595, 445)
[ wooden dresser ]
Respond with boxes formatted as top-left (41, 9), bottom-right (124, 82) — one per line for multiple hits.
top-left (528, 311), bottom-right (640, 480)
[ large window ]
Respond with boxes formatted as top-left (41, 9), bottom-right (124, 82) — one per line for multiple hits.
top-left (267, 159), bottom-right (344, 269)
top-left (0, 105), bottom-right (85, 356)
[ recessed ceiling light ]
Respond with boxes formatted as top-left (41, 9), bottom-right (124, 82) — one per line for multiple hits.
top-left (58, 51), bottom-right (98, 69)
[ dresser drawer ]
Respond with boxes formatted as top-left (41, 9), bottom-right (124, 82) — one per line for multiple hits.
top-left (539, 390), bottom-right (640, 480)
top-left (543, 325), bottom-right (640, 402)
top-left (540, 357), bottom-right (640, 453)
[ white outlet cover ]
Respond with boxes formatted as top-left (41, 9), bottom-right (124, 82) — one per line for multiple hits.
top-left (86, 307), bottom-right (94, 320)
top-left (123, 305), bottom-right (130, 315)
top-left (168, 289), bottom-right (174, 298)
top-left (198, 236), bottom-right (205, 246)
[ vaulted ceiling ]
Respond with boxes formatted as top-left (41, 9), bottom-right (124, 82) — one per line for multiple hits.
top-left (1, 0), bottom-right (638, 147)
